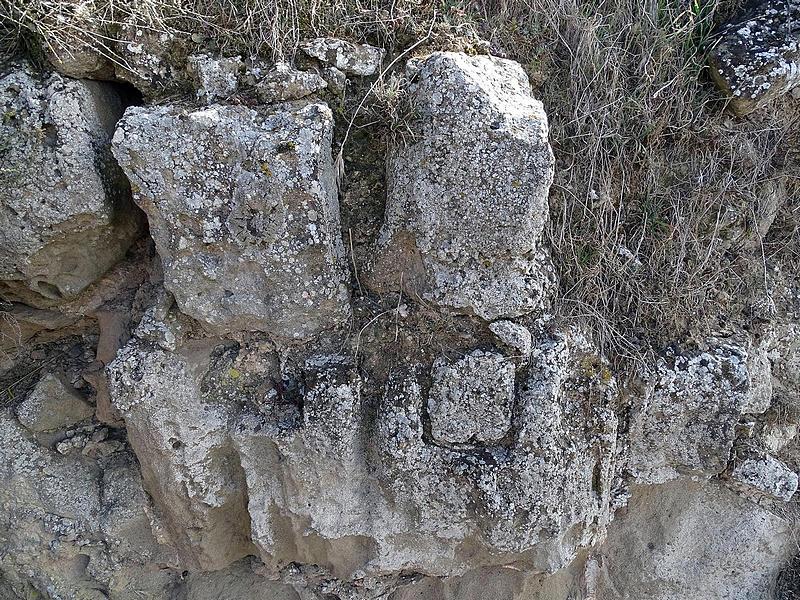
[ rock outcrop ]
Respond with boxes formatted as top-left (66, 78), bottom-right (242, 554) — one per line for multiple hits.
top-left (709, 0), bottom-right (800, 115)
top-left (367, 52), bottom-right (557, 320)
top-left (112, 102), bottom-right (351, 340)
top-left (0, 34), bottom-right (799, 600)
top-left (0, 64), bottom-right (141, 305)
top-left (591, 479), bottom-right (796, 599)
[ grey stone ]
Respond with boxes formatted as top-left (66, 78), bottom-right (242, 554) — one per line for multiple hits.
top-left (255, 62), bottom-right (327, 103)
top-left (0, 63), bottom-right (141, 304)
top-left (107, 321), bottom-right (255, 571)
top-left (321, 67), bottom-right (347, 95)
top-left (428, 350), bottom-right (515, 446)
top-left (187, 54), bottom-right (243, 100)
top-left (489, 320), bottom-right (533, 357)
top-left (626, 341), bottom-right (771, 484)
top-left (111, 102), bottom-right (351, 340)
top-left (0, 411), bottom-right (176, 598)
top-left (113, 26), bottom-right (186, 98)
top-left (762, 422), bottom-right (798, 453)
top-left (367, 52), bottom-right (556, 320)
top-left (729, 454), bottom-right (798, 501)
top-left (108, 313), bottom-right (618, 578)
top-left (591, 479), bottom-right (795, 600)
top-left (301, 38), bottom-right (385, 76)
top-left (16, 372), bottom-right (93, 433)
top-left (377, 327), bottom-right (618, 574)
top-left (709, 0), bottom-right (800, 115)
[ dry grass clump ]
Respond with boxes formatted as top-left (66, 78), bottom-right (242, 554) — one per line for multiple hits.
top-left (1, 0), bottom-right (798, 359)
top-left (485, 0), bottom-right (800, 357)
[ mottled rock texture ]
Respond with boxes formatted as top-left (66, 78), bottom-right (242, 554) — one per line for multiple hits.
top-left (367, 52), bottom-right (556, 320)
top-left (0, 63), bottom-right (141, 305)
top-left (112, 102), bottom-right (351, 340)
top-left (709, 0), bottom-right (800, 115)
top-left (1, 41), bottom-right (799, 600)
top-left (626, 341), bottom-right (770, 483)
top-left (301, 38), bottom-right (385, 76)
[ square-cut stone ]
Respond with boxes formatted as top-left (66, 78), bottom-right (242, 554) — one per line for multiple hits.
top-left (428, 350), bottom-right (515, 445)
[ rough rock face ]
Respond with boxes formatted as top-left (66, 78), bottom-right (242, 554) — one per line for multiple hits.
top-left (377, 328), bottom-right (619, 575)
top-left (107, 309), bottom-right (617, 578)
top-left (0, 411), bottom-right (178, 599)
top-left (0, 64), bottom-right (141, 305)
top-left (112, 102), bottom-right (351, 340)
top-left (427, 350), bottom-right (515, 445)
top-left (187, 54), bottom-right (244, 101)
top-left (367, 52), bottom-right (557, 320)
top-left (729, 453), bottom-right (799, 501)
top-left (2, 43), bottom-right (800, 600)
top-left (626, 342), bottom-right (769, 484)
top-left (709, 0), bottom-right (800, 115)
top-left (16, 372), bottom-right (93, 433)
top-left (592, 479), bottom-right (796, 600)
top-left (255, 62), bottom-right (328, 103)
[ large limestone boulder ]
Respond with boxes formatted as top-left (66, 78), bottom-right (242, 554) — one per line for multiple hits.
top-left (709, 0), bottom-right (800, 115)
top-left (367, 52), bottom-right (556, 320)
top-left (0, 410), bottom-right (177, 598)
top-left (0, 63), bottom-right (142, 305)
top-left (108, 307), bottom-right (619, 578)
top-left (112, 102), bottom-right (351, 340)
top-left (591, 479), bottom-right (795, 599)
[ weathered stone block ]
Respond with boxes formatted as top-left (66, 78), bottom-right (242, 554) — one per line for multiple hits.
top-left (428, 350), bottom-right (515, 445)
top-left (16, 372), bottom-right (93, 433)
top-left (112, 102), bottom-right (351, 340)
top-left (730, 454), bottom-right (798, 501)
top-left (367, 52), bottom-right (556, 320)
top-left (301, 38), bottom-right (385, 76)
top-left (0, 63), bottom-right (141, 304)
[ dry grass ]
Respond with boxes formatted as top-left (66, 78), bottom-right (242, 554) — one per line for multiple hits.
top-left (1, 0), bottom-right (798, 360)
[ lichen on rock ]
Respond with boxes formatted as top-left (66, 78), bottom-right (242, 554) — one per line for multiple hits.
top-left (111, 101), bottom-right (351, 340)
top-left (366, 52), bottom-right (557, 320)
top-left (708, 0), bottom-right (800, 115)
top-left (0, 63), bottom-right (142, 305)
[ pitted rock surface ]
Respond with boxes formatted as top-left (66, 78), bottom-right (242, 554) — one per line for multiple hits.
top-left (2, 47), bottom-right (800, 600)
top-left (0, 64), bottom-right (141, 305)
top-left (301, 38), bottom-right (385, 76)
top-left (112, 102), bottom-right (351, 340)
top-left (107, 310), bottom-right (618, 578)
top-left (729, 453), bottom-right (799, 501)
top-left (187, 54), bottom-right (243, 100)
top-left (709, 0), bottom-right (800, 115)
top-left (627, 342), bottom-right (770, 484)
top-left (367, 52), bottom-right (557, 320)
top-left (427, 350), bottom-right (515, 446)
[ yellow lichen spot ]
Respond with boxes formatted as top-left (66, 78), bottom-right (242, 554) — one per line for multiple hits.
top-left (600, 367), bottom-right (613, 383)
top-left (260, 162), bottom-right (272, 177)
top-left (228, 368), bottom-right (241, 379)
top-left (511, 180), bottom-right (522, 189)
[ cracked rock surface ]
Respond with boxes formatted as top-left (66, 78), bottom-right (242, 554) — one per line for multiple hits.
top-left (0, 63), bottom-right (142, 306)
top-left (0, 34), bottom-right (799, 600)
